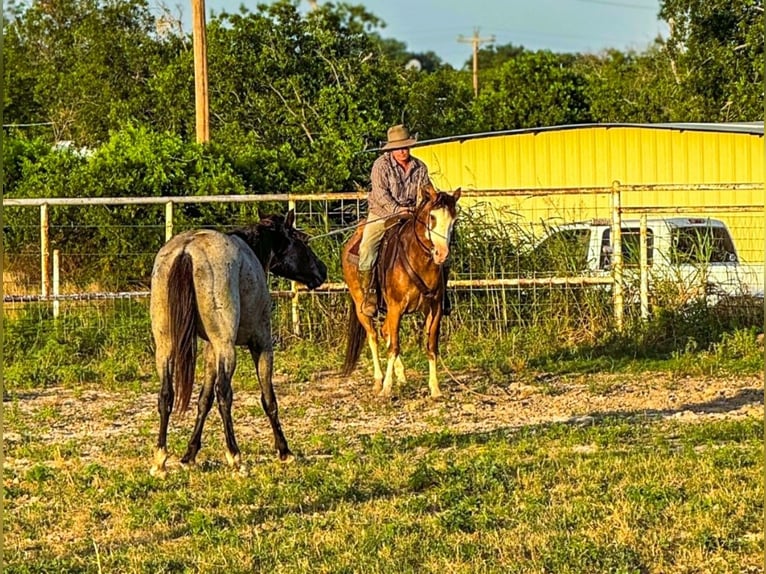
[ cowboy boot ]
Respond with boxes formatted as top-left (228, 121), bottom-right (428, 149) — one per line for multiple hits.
top-left (442, 264), bottom-right (452, 316)
top-left (358, 269), bottom-right (377, 317)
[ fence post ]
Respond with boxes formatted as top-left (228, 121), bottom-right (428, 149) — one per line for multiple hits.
top-left (40, 203), bottom-right (50, 299)
top-left (52, 249), bottom-right (60, 319)
top-left (288, 198), bottom-right (300, 336)
top-left (165, 201), bottom-right (174, 242)
top-left (611, 181), bottom-right (624, 331)
top-left (639, 214), bottom-right (649, 320)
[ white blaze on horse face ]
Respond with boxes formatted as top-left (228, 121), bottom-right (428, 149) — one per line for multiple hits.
top-left (429, 207), bottom-right (454, 265)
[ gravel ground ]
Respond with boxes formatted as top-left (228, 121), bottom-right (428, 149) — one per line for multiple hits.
top-left (4, 369), bottom-right (762, 467)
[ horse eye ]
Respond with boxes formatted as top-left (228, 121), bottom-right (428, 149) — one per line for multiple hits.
top-left (430, 215), bottom-right (436, 227)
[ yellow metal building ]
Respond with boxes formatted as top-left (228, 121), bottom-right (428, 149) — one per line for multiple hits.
top-left (413, 123), bottom-right (764, 262)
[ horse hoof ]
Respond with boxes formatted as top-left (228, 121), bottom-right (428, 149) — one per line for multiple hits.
top-left (225, 451), bottom-right (241, 468)
top-left (235, 463), bottom-right (249, 477)
top-left (149, 466), bottom-right (167, 479)
top-left (279, 451), bottom-right (296, 464)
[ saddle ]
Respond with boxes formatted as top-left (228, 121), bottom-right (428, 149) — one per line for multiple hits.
top-left (348, 215), bottom-right (409, 260)
top-left (348, 215), bottom-right (411, 314)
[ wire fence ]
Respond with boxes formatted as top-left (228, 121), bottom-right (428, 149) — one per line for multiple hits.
top-left (4, 183), bottom-right (763, 344)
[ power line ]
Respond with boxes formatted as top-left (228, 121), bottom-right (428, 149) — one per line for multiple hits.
top-left (573, 0), bottom-right (658, 10)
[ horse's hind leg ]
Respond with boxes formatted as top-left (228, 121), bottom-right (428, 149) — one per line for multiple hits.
top-left (359, 313), bottom-right (384, 393)
top-left (381, 307), bottom-right (406, 396)
top-left (150, 355), bottom-right (173, 478)
top-left (248, 343), bottom-right (292, 461)
top-left (180, 341), bottom-right (217, 466)
top-left (211, 345), bottom-right (243, 470)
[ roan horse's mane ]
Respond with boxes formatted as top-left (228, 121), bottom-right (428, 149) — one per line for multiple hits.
top-left (226, 214), bottom-right (285, 263)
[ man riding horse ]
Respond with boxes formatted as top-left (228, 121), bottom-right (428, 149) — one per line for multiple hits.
top-left (358, 124), bottom-right (452, 317)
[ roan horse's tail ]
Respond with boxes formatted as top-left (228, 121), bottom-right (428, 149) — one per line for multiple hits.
top-left (342, 301), bottom-right (366, 375)
top-left (167, 251), bottom-right (197, 413)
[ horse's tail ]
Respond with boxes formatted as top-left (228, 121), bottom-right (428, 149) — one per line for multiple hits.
top-left (167, 251), bottom-right (197, 413)
top-left (342, 301), bottom-right (365, 376)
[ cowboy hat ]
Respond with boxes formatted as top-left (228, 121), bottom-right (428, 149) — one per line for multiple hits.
top-left (381, 124), bottom-right (418, 151)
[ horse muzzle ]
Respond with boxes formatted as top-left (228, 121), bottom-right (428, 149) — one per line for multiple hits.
top-left (431, 247), bottom-right (450, 266)
top-left (306, 260), bottom-right (328, 290)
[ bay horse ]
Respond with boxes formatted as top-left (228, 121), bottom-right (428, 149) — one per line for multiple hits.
top-left (341, 184), bottom-right (461, 398)
top-left (149, 210), bottom-right (327, 478)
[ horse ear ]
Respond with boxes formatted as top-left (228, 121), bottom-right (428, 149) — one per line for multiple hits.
top-left (258, 208), bottom-right (266, 220)
top-left (285, 209), bottom-right (295, 229)
top-left (453, 187), bottom-right (462, 201)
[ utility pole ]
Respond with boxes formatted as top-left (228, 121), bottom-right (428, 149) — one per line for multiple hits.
top-left (457, 28), bottom-right (495, 97)
top-left (191, 0), bottom-right (209, 143)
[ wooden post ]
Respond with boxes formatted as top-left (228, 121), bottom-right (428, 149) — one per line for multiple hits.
top-left (639, 214), bottom-right (649, 320)
top-left (611, 181), bottom-right (624, 331)
top-left (191, 0), bottom-right (210, 143)
top-left (165, 201), bottom-right (174, 242)
top-left (52, 250), bottom-right (60, 319)
top-left (288, 199), bottom-right (300, 336)
top-left (40, 203), bottom-right (50, 298)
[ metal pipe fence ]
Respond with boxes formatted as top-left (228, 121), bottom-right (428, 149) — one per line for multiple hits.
top-left (4, 182), bottom-right (763, 340)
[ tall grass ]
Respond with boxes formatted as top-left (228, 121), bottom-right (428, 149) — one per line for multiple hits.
top-left (3, 289), bottom-right (762, 395)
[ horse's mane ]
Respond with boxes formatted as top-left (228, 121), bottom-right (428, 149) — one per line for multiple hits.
top-left (227, 214), bottom-right (284, 264)
top-left (228, 225), bottom-right (262, 246)
top-left (417, 189), bottom-right (458, 217)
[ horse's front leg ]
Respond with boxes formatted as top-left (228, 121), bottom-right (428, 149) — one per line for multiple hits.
top-left (150, 355), bottom-right (173, 478)
top-left (249, 343), bottom-right (292, 462)
top-left (180, 342), bottom-right (217, 467)
top-left (424, 302), bottom-right (443, 398)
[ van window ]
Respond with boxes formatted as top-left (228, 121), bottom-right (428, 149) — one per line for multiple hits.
top-left (670, 226), bottom-right (738, 264)
top-left (533, 228), bottom-right (591, 273)
top-left (600, 228), bottom-right (654, 269)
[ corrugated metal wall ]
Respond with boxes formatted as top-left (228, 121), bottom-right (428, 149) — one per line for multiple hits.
top-left (414, 125), bottom-right (764, 263)
top-left (416, 126), bottom-right (762, 189)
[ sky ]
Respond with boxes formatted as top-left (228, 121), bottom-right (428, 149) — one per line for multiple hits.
top-left (176, 0), bottom-right (669, 68)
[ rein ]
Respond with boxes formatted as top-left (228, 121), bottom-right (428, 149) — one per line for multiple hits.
top-left (394, 202), bottom-right (443, 299)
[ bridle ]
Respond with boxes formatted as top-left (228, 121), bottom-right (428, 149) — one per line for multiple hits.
top-left (411, 195), bottom-right (455, 261)
top-left (389, 194), bottom-right (456, 299)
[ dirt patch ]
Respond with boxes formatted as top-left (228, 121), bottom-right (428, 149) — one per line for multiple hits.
top-left (4, 370), bottom-right (762, 463)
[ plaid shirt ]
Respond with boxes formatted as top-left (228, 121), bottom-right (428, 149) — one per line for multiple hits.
top-left (368, 153), bottom-right (432, 219)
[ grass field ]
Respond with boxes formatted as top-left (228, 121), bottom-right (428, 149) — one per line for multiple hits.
top-left (4, 365), bottom-right (763, 574)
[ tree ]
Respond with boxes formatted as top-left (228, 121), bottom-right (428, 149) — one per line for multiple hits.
top-left (203, 0), bottom-right (410, 191)
top-left (658, 0), bottom-right (764, 120)
top-left (475, 43), bottom-right (527, 71)
top-left (578, 46), bottom-right (683, 123)
top-left (405, 68), bottom-right (476, 138)
top-left (471, 50), bottom-right (591, 131)
top-left (3, 0), bottom-right (185, 144)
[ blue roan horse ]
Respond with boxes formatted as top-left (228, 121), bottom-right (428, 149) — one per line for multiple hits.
top-left (149, 210), bottom-right (327, 477)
